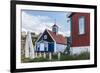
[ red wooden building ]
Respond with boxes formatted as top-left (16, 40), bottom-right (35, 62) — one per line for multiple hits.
top-left (68, 12), bottom-right (90, 54)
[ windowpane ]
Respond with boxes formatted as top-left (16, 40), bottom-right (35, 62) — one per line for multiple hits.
top-left (79, 16), bottom-right (85, 34)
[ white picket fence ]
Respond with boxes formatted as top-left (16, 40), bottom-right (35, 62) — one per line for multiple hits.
top-left (35, 52), bottom-right (61, 60)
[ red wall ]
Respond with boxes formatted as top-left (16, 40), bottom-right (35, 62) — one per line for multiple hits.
top-left (71, 13), bottom-right (90, 47)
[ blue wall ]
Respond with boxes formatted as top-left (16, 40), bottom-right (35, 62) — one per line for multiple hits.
top-left (36, 42), bottom-right (54, 52)
top-left (48, 43), bottom-right (54, 52)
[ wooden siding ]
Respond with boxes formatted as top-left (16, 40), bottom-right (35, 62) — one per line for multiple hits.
top-left (71, 13), bottom-right (90, 47)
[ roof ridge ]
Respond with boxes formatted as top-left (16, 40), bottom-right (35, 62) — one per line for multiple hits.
top-left (47, 29), bottom-right (67, 45)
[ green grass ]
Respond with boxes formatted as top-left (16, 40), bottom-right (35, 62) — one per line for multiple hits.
top-left (21, 52), bottom-right (90, 63)
top-left (75, 52), bottom-right (90, 60)
top-left (60, 52), bottom-right (90, 61)
top-left (29, 57), bottom-right (49, 62)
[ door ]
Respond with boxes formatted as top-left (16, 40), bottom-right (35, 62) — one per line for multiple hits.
top-left (40, 43), bottom-right (44, 51)
top-left (48, 43), bottom-right (54, 52)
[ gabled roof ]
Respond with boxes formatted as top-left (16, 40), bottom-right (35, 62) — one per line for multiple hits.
top-left (52, 24), bottom-right (58, 27)
top-left (47, 30), bottom-right (67, 45)
top-left (68, 13), bottom-right (75, 18)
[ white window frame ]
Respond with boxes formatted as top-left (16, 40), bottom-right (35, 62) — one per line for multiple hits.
top-left (44, 35), bottom-right (47, 39)
top-left (78, 16), bottom-right (85, 35)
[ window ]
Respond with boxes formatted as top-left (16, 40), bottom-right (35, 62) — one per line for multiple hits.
top-left (78, 16), bottom-right (85, 34)
top-left (44, 35), bottom-right (47, 39)
top-left (40, 43), bottom-right (44, 51)
top-left (53, 27), bottom-right (56, 32)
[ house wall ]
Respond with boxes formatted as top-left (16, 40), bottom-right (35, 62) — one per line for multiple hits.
top-left (56, 43), bottom-right (67, 53)
top-left (70, 46), bottom-right (90, 55)
top-left (36, 41), bottom-right (54, 52)
top-left (36, 42), bottom-right (67, 53)
top-left (38, 30), bottom-right (53, 42)
top-left (36, 41), bottom-right (48, 52)
top-left (71, 13), bottom-right (90, 47)
top-left (48, 42), bottom-right (54, 52)
top-left (35, 30), bottom-right (55, 52)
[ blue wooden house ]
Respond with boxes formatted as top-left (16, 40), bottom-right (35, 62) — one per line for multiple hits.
top-left (35, 24), bottom-right (67, 53)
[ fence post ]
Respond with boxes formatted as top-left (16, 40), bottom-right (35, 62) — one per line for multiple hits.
top-left (49, 52), bottom-right (52, 60)
top-left (39, 52), bottom-right (42, 57)
top-left (58, 52), bottom-right (61, 60)
top-left (43, 52), bottom-right (46, 58)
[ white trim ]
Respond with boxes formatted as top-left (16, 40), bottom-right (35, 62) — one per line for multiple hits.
top-left (35, 32), bottom-right (43, 43)
top-left (35, 30), bottom-right (56, 44)
top-left (47, 30), bottom-right (56, 42)
top-left (54, 42), bottom-right (56, 52)
top-left (78, 16), bottom-right (85, 34)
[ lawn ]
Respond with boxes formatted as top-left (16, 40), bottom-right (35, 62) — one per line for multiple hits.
top-left (21, 52), bottom-right (90, 63)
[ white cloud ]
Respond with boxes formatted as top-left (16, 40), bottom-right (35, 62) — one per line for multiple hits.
top-left (22, 11), bottom-right (70, 37)
top-left (22, 11), bottom-right (54, 34)
top-left (59, 30), bottom-right (70, 37)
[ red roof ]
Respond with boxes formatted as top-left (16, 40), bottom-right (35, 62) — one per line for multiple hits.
top-left (47, 30), bottom-right (67, 45)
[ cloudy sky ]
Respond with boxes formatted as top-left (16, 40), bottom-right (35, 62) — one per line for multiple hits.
top-left (21, 10), bottom-right (71, 36)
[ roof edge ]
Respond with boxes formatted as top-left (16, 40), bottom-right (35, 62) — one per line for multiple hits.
top-left (68, 13), bottom-right (75, 18)
top-left (46, 30), bottom-right (56, 42)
